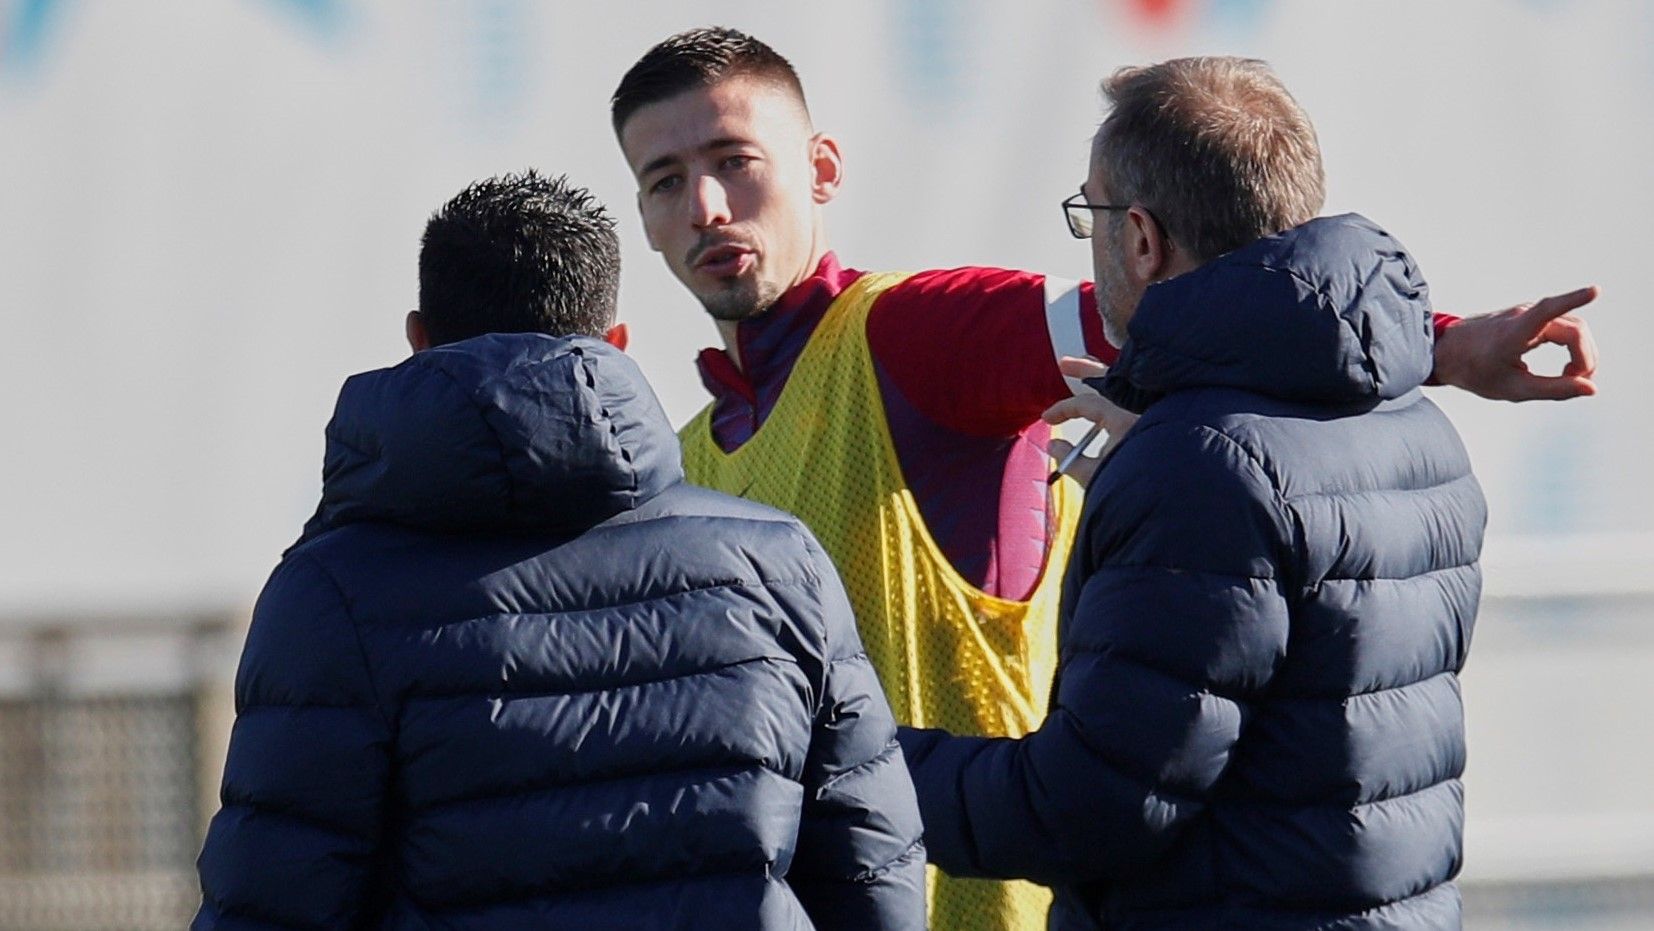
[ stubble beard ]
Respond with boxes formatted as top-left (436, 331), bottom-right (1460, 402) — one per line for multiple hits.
top-left (1096, 234), bottom-right (1135, 349)
top-left (1101, 286), bottom-right (1131, 348)
top-left (699, 275), bottom-right (783, 322)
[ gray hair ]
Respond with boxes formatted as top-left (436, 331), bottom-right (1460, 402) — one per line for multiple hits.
top-left (1094, 56), bottom-right (1326, 262)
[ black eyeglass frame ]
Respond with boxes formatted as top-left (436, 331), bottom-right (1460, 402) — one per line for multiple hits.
top-left (1061, 190), bottom-right (1131, 239)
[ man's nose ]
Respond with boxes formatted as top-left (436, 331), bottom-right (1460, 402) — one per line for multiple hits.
top-left (689, 175), bottom-right (732, 228)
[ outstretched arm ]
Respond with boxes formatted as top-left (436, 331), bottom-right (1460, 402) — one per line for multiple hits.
top-left (1432, 286), bottom-right (1599, 401)
top-left (865, 269), bottom-right (1113, 437)
top-left (899, 421), bottom-right (1290, 885)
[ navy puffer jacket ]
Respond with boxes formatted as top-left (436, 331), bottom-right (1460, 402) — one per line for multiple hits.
top-left (900, 216), bottom-right (1486, 930)
top-left (195, 334), bottom-right (926, 930)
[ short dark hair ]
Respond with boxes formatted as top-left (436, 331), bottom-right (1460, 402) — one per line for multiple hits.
top-left (611, 27), bottom-right (808, 135)
top-left (1094, 57), bottom-right (1325, 262)
top-left (417, 170), bottom-right (619, 346)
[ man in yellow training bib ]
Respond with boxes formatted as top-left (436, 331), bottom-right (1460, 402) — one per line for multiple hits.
top-left (610, 27), bottom-right (1598, 931)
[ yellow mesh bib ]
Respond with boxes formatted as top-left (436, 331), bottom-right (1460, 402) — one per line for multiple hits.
top-left (680, 272), bottom-right (1082, 931)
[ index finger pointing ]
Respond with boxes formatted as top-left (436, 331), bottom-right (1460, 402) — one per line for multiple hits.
top-left (1523, 285), bottom-right (1600, 328)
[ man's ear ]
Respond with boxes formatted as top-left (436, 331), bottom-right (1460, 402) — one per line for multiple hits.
top-left (1124, 206), bottom-right (1173, 284)
top-left (405, 310), bottom-right (432, 352)
top-left (809, 132), bottom-right (843, 205)
top-left (604, 322), bottom-right (630, 351)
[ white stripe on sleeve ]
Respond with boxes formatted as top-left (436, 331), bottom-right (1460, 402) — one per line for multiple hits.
top-left (1043, 276), bottom-right (1096, 396)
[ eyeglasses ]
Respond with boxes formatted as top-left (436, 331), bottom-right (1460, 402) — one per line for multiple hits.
top-left (1061, 190), bottom-right (1130, 239)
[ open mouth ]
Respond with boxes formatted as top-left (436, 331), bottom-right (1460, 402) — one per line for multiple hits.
top-left (693, 244), bottom-right (755, 278)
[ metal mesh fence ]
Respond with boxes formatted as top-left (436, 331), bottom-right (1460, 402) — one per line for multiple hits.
top-left (0, 694), bottom-right (199, 870)
top-left (0, 693), bottom-right (201, 931)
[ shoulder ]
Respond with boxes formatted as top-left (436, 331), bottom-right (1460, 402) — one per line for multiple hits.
top-left (1084, 406), bottom-right (1294, 571)
top-left (238, 549), bottom-right (381, 706)
top-left (1104, 406), bottom-right (1282, 503)
top-left (1109, 388), bottom-right (1339, 499)
top-left (647, 482), bottom-right (816, 534)
top-left (874, 265), bottom-right (1047, 307)
top-left (1138, 388), bottom-right (1474, 500)
top-left (621, 485), bottom-right (845, 669)
top-left (618, 483), bottom-right (837, 583)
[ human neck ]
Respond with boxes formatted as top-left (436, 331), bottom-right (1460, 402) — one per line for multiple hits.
top-left (714, 247), bottom-right (830, 372)
top-left (1160, 250), bottom-right (1202, 281)
top-left (715, 319), bottom-right (746, 370)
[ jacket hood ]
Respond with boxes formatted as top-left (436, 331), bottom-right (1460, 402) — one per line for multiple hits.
top-left (299, 333), bottom-right (683, 542)
top-left (1099, 214), bottom-right (1434, 413)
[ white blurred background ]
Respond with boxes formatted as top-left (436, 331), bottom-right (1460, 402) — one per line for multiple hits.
top-left (0, 1), bottom-right (1649, 928)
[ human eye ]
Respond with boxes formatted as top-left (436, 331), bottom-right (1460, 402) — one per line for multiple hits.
top-left (720, 154), bottom-right (756, 172)
top-left (646, 173), bottom-right (682, 196)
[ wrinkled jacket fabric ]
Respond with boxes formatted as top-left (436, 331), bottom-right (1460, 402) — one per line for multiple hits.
top-left (900, 215), bottom-right (1486, 930)
top-left (194, 334), bottom-right (926, 930)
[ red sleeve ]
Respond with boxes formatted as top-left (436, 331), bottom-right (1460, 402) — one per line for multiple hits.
top-left (1425, 311), bottom-right (1461, 385)
top-left (865, 268), bottom-right (1116, 438)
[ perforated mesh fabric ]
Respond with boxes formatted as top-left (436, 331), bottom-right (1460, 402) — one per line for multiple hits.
top-left (681, 272), bottom-right (1082, 931)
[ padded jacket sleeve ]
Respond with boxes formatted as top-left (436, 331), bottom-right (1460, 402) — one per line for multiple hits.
top-left (899, 419), bottom-right (1292, 886)
top-left (788, 536), bottom-right (928, 931)
top-left (193, 553), bottom-right (394, 930)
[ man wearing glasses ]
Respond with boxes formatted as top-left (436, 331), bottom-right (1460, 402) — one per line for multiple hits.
top-left (897, 57), bottom-right (1509, 929)
top-left (613, 27), bottom-right (1596, 931)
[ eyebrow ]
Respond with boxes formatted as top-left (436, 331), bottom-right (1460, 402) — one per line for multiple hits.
top-left (637, 137), bottom-right (753, 178)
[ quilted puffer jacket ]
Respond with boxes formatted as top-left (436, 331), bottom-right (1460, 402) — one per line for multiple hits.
top-left (194, 334), bottom-right (926, 930)
top-left (900, 215), bottom-right (1486, 930)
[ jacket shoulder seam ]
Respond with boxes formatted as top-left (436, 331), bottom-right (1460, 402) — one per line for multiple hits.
top-left (287, 551), bottom-right (394, 736)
